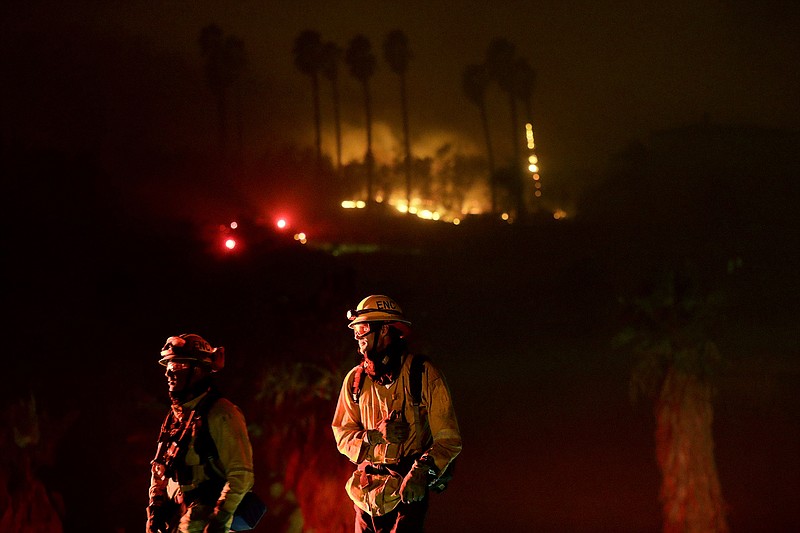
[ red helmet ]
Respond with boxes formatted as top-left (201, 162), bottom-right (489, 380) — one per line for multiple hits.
top-left (159, 333), bottom-right (225, 371)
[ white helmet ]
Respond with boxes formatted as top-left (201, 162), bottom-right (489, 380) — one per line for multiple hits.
top-left (346, 295), bottom-right (411, 331)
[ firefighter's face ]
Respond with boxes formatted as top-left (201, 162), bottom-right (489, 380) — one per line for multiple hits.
top-left (353, 322), bottom-right (389, 356)
top-left (165, 361), bottom-right (202, 393)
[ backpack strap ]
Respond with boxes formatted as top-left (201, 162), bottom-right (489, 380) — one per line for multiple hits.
top-left (409, 354), bottom-right (429, 406)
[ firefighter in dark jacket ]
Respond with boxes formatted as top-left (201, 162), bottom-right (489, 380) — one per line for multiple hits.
top-left (147, 334), bottom-right (254, 533)
top-left (332, 295), bottom-right (462, 533)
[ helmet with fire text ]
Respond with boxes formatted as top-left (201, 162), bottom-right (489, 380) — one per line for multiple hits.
top-left (159, 333), bottom-right (225, 371)
top-left (347, 295), bottom-right (411, 332)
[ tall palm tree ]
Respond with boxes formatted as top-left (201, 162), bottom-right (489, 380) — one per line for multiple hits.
top-left (320, 41), bottom-right (343, 171)
top-left (345, 34), bottom-right (377, 204)
top-left (293, 30), bottom-right (325, 165)
top-left (485, 37), bottom-right (524, 218)
top-left (383, 29), bottom-right (414, 209)
top-left (616, 270), bottom-right (729, 533)
top-left (226, 36), bottom-right (247, 156)
top-left (462, 63), bottom-right (497, 213)
top-left (513, 57), bottom-right (536, 130)
top-left (199, 25), bottom-right (246, 159)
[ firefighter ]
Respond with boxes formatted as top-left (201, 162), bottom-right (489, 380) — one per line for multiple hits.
top-left (146, 334), bottom-right (254, 533)
top-left (332, 295), bottom-right (462, 533)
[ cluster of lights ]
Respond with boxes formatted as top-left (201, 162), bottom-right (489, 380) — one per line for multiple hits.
top-left (526, 123), bottom-right (542, 198)
top-left (340, 198), bottom-right (465, 225)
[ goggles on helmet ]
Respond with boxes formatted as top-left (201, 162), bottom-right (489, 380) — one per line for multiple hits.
top-left (352, 322), bottom-right (373, 339)
top-left (165, 361), bottom-right (191, 373)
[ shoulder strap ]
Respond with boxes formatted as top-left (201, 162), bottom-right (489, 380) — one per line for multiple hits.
top-left (351, 365), bottom-right (365, 404)
top-left (193, 390), bottom-right (222, 461)
top-left (409, 354), bottom-right (429, 406)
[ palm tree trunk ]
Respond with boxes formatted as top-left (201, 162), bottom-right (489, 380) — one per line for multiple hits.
top-left (331, 78), bottom-right (342, 171)
top-left (399, 72), bottom-right (412, 209)
top-left (656, 366), bottom-right (729, 533)
top-left (311, 73), bottom-right (322, 166)
top-left (216, 89), bottom-right (227, 160)
top-left (507, 92), bottom-right (524, 219)
top-left (479, 102), bottom-right (496, 213)
top-left (362, 79), bottom-right (374, 203)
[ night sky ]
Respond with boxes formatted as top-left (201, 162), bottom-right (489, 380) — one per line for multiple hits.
top-left (3, 2), bottom-right (800, 532)
top-left (4, 1), bottom-right (799, 176)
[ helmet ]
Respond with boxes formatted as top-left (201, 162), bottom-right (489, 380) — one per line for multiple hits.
top-left (159, 333), bottom-right (225, 371)
top-left (347, 295), bottom-right (411, 329)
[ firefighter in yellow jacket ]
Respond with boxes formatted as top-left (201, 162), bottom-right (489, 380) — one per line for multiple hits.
top-left (147, 334), bottom-right (254, 533)
top-left (332, 295), bottom-right (462, 533)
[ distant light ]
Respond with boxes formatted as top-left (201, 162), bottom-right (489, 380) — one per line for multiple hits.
top-left (342, 200), bottom-right (356, 209)
top-left (294, 232), bottom-right (306, 241)
top-left (356, 200), bottom-right (366, 209)
top-left (453, 218), bottom-right (461, 226)
top-left (409, 206), bottom-right (418, 214)
top-left (535, 182), bottom-right (542, 189)
top-left (528, 164), bottom-right (539, 173)
top-left (225, 239), bottom-right (236, 250)
top-left (375, 194), bottom-right (384, 203)
top-left (230, 221), bottom-right (238, 229)
top-left (533, 173), bottom-right (540, 181)
top-left (528, 155), bottom-right (538, 164)
top-left (501, 212), bottom-right (510, 221)
top-left (276, 218), bottom-right (287, 229)
top-left (553, 209), bottom-right (568, 220)
top-left (396, 203), bottom-right (409, 213)
top-left (535, 190), bottom-right (542, 197)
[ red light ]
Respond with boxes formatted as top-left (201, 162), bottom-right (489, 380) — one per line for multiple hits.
top-left (225, 239), bottom-right (236, 250)
top-left (276, 218), bottom-right (287, 230)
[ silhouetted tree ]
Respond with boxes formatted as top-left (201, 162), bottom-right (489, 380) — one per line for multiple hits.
top-left (293, 30), bottom-right (325, 165)
top-left (320, 41), bottom-right (343, 171)
top-left (616, 269), bottom-right (729, 533)
top-left (513, 57), bottom-right (536, 125)
top-left (199, 25), bottom-right (247, 159)
top-left (345, 34), bottom-right (377, 204)
top-left (383, 29), bottom-right (414, 209)
top-left (462, 63), bottom-right (497, 212)
top-left (485, 37), bottom-right (524, 218)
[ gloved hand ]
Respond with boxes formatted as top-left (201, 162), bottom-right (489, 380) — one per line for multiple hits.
top-left (376, 410), bottom-right (410, 444)
top-left (206, 508), bottom-right (233, 533)
top-left (145, 505), bottom-right (168, 533)
top-left (400, 461), bottom-right (429, 503)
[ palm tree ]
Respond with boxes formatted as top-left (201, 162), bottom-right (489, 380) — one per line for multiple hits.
top-left (616, 269), bottom-right (729, 533)
top-left (320, 41), bottom-right (343, 171)
top-left (345, 34), bottom-right (377, 204)
top-left (485, 37), bottom-right (524, 218)
top-left (513, 57), bottom-right (536, 131)
top-left (199, 25), bottom-right (247, 159)
top-left (293, 30), bottom-right (325, 165)
top-left (462, 63), bottom-right (497, 213)
top-left (383, 29), bottom-right (414, 209)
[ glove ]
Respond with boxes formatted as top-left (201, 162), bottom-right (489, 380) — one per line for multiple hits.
top-left (376, 410), bottom-right (410, 444)
top-left (206, 508), bottom-right (233, 533)
top-left (145, 505), bottom-right (167, 533)
top-left (400, 461), bottom-right (429, 503)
